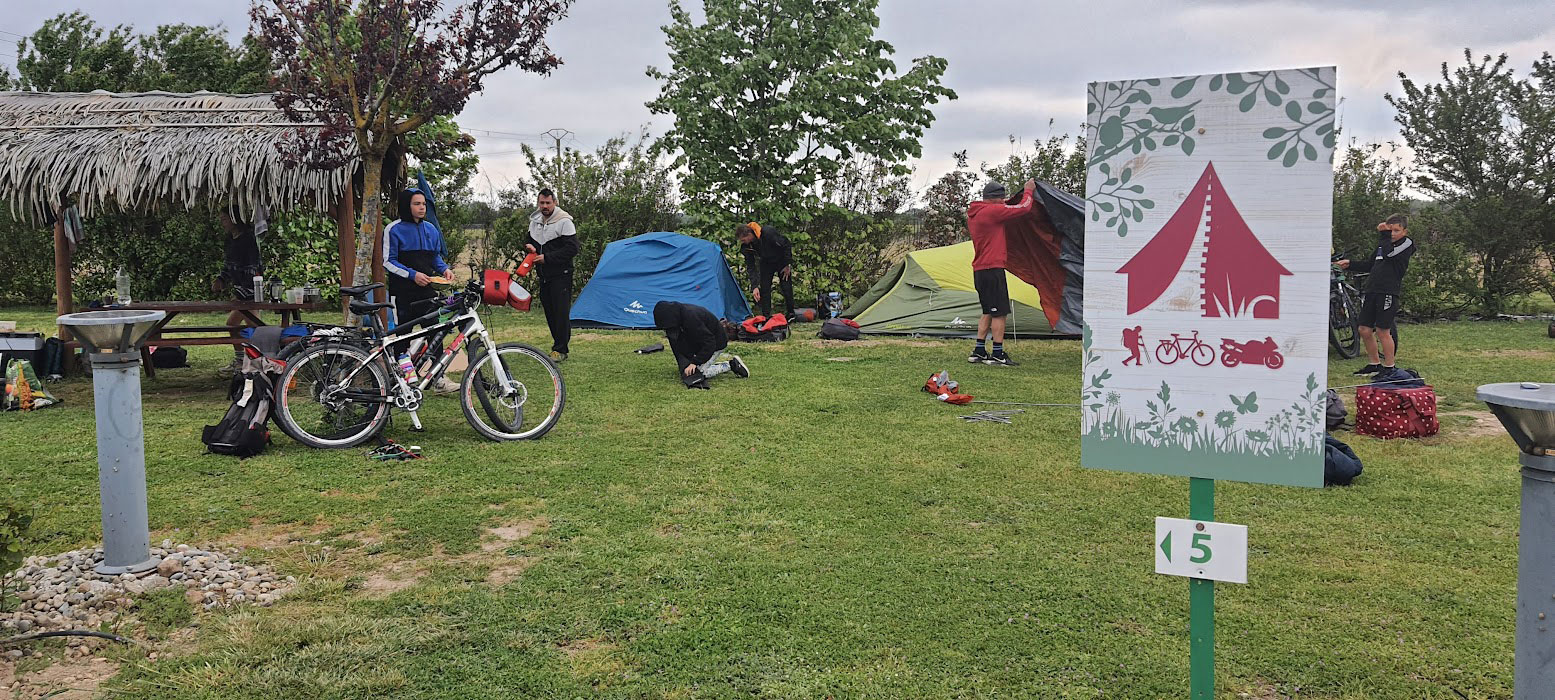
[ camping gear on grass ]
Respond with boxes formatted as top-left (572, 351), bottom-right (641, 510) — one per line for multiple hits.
top-left (150, 346), bottom-right (189, 368)
top-left (201, 345), bottom-right (281, 457)
top-left (571, 232), bottom-right (751, 329)
top-left (3, 358), bottom-right (60, 411)
top-left (818, 318), bottom-right (861, 341)
top-left (634, 343), bottom-right (665, 354)
top-left (1325, 389), bottom-right (1347, 430)
top-left (0, 331), bottom-right (44, 370)
top-left (1323, 435), bottom-right (1363, 485)
top-left (736, 313), bottom-right (789, 342)
top-left (1356, 382), bottom-right (1439, 439)
top-left (923, 370), bottom-right (973, 405)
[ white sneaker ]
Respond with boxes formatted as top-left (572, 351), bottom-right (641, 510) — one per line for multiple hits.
top-left (432, 376), bottom-right (461, 394)
top-left (729, 355), bottom-right (749, 378)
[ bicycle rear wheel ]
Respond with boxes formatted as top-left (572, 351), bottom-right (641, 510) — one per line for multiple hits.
top-left (1329, 286), bottom-right (1361, 358)
top-left (274, 343), bottom-right (391, 449)
top-left (460, 342), bottom-right (565, 441)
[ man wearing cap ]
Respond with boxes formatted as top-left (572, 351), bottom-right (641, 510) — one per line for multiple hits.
top-left (965, 178), bottom-right (1036, 366)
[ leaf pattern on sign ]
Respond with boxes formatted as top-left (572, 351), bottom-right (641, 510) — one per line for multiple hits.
top-left (1085, 373), bottom-right (1325, 460)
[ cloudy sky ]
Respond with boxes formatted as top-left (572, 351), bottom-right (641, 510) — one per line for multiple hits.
top-left (4, 1), bottom-right (1553, 201)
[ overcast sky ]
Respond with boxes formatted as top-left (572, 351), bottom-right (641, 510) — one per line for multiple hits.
top-left (4, 1), bottom-right (1553, 202)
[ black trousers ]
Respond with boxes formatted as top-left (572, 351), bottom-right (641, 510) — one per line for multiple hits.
top-left (757, 268), bottom-right (796, 317)
top-left (539, 272), bottom-right (573, 354)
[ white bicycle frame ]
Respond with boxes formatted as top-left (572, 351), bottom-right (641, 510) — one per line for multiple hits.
top-left (335, 298), bottom-right (511, 431)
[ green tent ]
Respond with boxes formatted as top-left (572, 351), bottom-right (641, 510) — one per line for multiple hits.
top-left (842, 241), bottom-right (1060, 338)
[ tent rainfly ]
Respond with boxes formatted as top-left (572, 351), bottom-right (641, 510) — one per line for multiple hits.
top-left (0, 90), bottom-right (364, 331)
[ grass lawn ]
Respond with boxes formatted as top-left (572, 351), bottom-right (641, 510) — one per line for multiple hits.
top-left (1, 305), bottom-right (1548, 698)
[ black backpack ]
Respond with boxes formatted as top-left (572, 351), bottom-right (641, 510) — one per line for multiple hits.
top-left (151, 346), bottom-right (189, 368)
top-left (37, 337), bottom-right (66, 378)
top-left (817, 318), bottom-right (860, 341)
top-left (1324, 435), bottom-right (1363, 486)
top-left (201, 347), bottom-right (278, 457)
top-left (1325, 389), bottom-right (1347, 430)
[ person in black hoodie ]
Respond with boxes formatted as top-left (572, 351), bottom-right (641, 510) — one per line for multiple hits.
top-left (525, 189), bottom-right (580, 361)
top-left (1338, 213), bottom-right (1416, 380)
top-left (652, 301), bottom-right (749, 389)
top-left (736, 222), bottom-right (795, 319)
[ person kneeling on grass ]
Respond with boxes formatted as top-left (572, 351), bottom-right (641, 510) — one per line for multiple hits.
top-left (652, 301), bottom-right (749, 390)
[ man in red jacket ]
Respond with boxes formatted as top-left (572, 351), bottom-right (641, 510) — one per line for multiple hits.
top-left (965, 179), bottom-right (1035, 366)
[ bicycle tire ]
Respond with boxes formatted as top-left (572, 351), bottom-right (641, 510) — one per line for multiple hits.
top-left (1154, 343), bottom-right (1178, 365)
top-left (1329, 286), bottom-right (1362, 358)
top-left (1189, 342), bottom-right (1215, 367)
top-left (460, 342), bottom-right (565, 441)
top-left (274, 342), bottom-right (391, 449)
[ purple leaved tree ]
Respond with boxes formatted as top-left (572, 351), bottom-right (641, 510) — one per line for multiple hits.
top-left (250, 0), bottom-right (571, 297)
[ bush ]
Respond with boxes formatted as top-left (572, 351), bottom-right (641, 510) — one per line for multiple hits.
top-left (0, 218), bottom-right (56, 305)
top-left (0, 501), bottom-right (32, 609)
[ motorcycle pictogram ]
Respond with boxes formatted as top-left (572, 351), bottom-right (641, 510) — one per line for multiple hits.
top-left (1219, 336), bottom-right (1284, 369)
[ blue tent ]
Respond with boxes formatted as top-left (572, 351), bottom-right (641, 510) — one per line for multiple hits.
top-left (570, 232), bottom-right (752, 329)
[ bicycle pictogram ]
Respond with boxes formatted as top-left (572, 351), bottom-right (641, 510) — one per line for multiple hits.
top-left (1154, 330), bottom-right (1216, 367)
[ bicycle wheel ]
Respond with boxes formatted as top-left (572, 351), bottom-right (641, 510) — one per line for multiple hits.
top-left (1329, 287), bottom-right (1361, 358)
top-left (274, 342), bottom-right (391, 449)
top-left (1189, 342), bottom-right (1215, 366)
top-left (1154, 343), bottom-right (1178, 365)
top-left (460, 342), bottom-right (565, 441)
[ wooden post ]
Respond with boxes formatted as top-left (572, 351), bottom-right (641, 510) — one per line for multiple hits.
top-left (53, 212), bottom-right (72, 341)
top-left (334, 191), bottom-right (356, 320)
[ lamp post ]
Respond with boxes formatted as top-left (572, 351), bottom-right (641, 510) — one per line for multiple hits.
top-left (1477, 381), bottom-right (1555, 698)
top-left (56, 309), bottom-right (166, 575)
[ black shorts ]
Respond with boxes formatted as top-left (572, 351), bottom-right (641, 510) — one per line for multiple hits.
top-left (973, 268), bottom-right (1011, 317)
top-left (1357, 292), bottom-right (1398, 329)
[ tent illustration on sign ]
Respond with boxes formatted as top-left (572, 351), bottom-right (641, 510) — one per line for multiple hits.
top-left (1117, 162), bottom-right (1290, 319)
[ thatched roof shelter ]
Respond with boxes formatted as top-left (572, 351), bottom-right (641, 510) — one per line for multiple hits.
top-left (0, 90), bottom-right (367, 329)
top-left (0, 90), bottom-right (357, 221)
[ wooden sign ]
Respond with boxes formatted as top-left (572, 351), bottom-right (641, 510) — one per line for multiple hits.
top-left (1080, 67), bottom-right (1337, 488)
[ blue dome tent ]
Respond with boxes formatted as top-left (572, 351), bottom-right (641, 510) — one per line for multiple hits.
top-left (569, 232), bottom-right (752, 329)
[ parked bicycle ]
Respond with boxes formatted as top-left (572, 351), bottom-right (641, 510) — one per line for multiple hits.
top-left (273, 279), bottom-right (565, 448)
top-left (1329, 250), bottom-right (1362, 358)
top-left (1155, 330), bottom-right (1216, 366)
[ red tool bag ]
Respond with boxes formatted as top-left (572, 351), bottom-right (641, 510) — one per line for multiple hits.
top-left (1355, 385), bottom-right (1439, 439)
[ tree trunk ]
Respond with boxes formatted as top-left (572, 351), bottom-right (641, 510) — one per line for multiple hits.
top-left (352, 151), bottom-right (386, 327)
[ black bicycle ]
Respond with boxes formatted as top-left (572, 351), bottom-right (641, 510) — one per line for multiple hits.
top-left (1329, 251), bottom-right (1362, 358)
top-left (273, 280), bottom-right (564, 447)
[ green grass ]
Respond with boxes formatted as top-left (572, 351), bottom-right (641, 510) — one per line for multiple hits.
top-left (1, 305), bottom-right (1549, 698)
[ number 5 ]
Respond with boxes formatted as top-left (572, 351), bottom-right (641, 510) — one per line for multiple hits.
top-left (1190, 533), bottom-right (1213, 563)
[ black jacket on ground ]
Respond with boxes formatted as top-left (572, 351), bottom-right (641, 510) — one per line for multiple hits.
top-left (739, 224), bottom-right (793, 281)
top-left (653, 301), bottom-right (727, 368)
top-left (1348, 233), bottom-right (1416, 295)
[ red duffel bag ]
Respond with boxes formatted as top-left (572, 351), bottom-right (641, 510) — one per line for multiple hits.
top-left (1355, 384), bottom-right (1439, 439)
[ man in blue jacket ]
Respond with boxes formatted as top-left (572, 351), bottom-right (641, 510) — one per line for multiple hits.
top-left (385, 188), bottom-right (458, 393)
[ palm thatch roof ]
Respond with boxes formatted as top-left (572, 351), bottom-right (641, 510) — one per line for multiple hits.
top-left (0, 90), bottom-right (357, 221)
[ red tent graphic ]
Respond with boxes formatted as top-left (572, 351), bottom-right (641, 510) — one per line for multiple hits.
top-left (1116, 162), bottom-right (1290, 318)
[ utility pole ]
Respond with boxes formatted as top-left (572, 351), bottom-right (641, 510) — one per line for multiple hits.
top-left (542, 128), bottom-right (574, 191)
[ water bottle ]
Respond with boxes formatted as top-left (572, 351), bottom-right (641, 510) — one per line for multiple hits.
top-left (397, 353), bottom-right (419, 383)
top-left (115, 267), bottom-right (132, 305)
top-left (253, 274), bottom-right (264, 303)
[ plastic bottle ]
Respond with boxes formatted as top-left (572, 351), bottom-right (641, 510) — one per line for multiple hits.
top-left (115, 267), bottom-right (132, 305)
top-left (397, 354), bottom-right (419, 383)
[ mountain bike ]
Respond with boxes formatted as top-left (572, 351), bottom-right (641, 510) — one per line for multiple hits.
top-left (273, 280), bottom-right (564, 448)
top-left (1329, 250), bottom-right (1362, 358)
top-left (1155, 330), bottom-right (1215, 366)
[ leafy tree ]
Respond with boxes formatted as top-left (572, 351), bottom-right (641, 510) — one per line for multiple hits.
top-left (137, 24), bottom-right (271, 93)
top-left (646, 0), bottom-right (954, 237)
top-left (1387, 50), bottom-right (1555, 315)
top-left (1331, 143), bottom-right (1411, 257)
top-left (250, 0), bottom-right (572, 298)
top-left (981, 128), bottom-right (1088, 197)
top-left (919, 150), bottom-right (977, 247)
top-left (489, 130), bottom-right (679, 289)
top-left (14, 11), bottom-right (139, 92)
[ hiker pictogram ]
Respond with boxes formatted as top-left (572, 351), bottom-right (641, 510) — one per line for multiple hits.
top-left (1117, 162), bottom-right (1291, 319)
top-left (1219, 337), bottom-right (1284, 369)
top-left (1122, 325), bottom-right (1146, 366)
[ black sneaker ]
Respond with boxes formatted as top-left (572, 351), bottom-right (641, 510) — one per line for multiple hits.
top-left (729, 355), bottom-right (750, 378)
top-left (1352, 363), bottom-right (1382, 375)
top-left (968, 348), bottom-right (989, 363)
top-left (986, 352), bottom-right (1019, 367)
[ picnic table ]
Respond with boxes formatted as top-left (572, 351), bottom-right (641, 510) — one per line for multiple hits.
top-left (68, 300), bottom-right (330, 377)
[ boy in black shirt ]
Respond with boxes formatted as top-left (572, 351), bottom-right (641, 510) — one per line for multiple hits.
top-left (1338, 214), bottom-right (1416, 379)
top-left (652, 301), bottom-right (749, 389)
top-left (736, 222), bottom-right (795, 319)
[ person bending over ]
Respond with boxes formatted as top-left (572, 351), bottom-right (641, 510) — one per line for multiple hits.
top-left (652, 301), bottom-right (749, 389)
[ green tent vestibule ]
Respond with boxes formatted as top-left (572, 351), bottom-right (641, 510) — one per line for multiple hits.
top-left (843, 241), bottom-right (1058, 338)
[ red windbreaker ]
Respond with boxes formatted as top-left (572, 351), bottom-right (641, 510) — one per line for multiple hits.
top-left (967, 190), bottom-right (1034, 271)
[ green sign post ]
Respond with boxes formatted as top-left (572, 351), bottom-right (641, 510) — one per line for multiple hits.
top-left (1189, 478), bottom-right (1214, 698)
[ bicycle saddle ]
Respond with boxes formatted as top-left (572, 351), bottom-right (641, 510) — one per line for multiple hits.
top-left (340, 283), bottom-right (385, 298)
